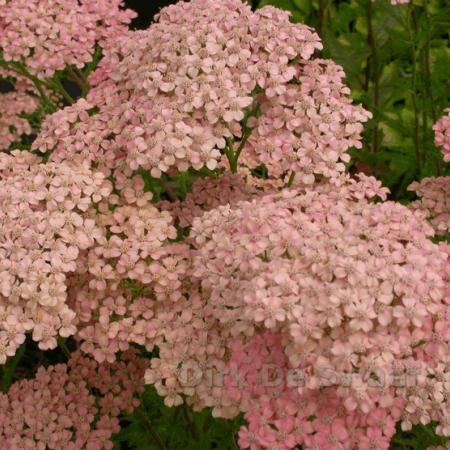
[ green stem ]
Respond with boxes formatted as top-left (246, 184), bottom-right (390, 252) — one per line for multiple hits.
top-left (420, 48), bottom-right (428, 166)
top-left (224, 103), bottom-right (257, 173)
top-left (0, 60), bottom-right (57, 113)
top-left (422, 0), bottom-right (436, 124)
top-left (235, 127), bottom-right (252, 162)
top-left (284, 171), bottom-right (296, 188)
top-left (407, 5), bottom-right (422, 173)
top-left (224, 137), bottom-right (238, 173)
top-left (1, 343), bottom-right (26, 392)
top-left (137, 409), bottom-right (168, 450)
top-left (83, 46), bottom-right (103, 78)
top-left (160, 177), bottom-right (179, 201)
top-left (391, 435), bottom-right (416, 447)
top-left (367, 0), bottom-right (380, 153)
top-left (318, 0), bottom-right (325, 37)
top-left (422, 0), bottom-right (441, 175)
top-left (0, 59), bottom-right (77, 107)
top-left (48, 78), bottom-right (75, 104)
top-left (325, 0), bottom-right (333, 45)
top-left (58, 338), bottom-right (71, 359)
top-left (68, 66), bottom-right (89, 96)
top-left (177, 171), bottom-right (189, 198)
top-left (181, 403), bottom-right (200, 441)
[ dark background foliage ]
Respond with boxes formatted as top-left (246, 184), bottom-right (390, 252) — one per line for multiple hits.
top-left (125, 0), bottom-right (177, 29)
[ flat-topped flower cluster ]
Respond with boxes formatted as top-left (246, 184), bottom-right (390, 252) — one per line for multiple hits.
top-left (0, 0), bottom-right (135, 77)
top-left (0, 350), bottom-right (147, 450)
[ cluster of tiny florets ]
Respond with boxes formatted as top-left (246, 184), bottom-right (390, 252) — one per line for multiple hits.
top-left (0, 0), bottom-right (448, 448)
top-left (0, 0), bottom-right (135, 77)
top-left (229, 331), bottom-right (405, 450)
top-left (0, 350), bottom-right (147, 450)
top-left (0, 89), bottom-right (38, 150)
top-left (434, 108), bottom-right (450, 162)
top-left (407, 108), bottom-right (450, 236)
top-left (34, 0), bottom-right (370, 186)
top-left (67, 175), bottom-right (189, 363)
top-left (189, 186), bottom-right (447, 365)
top-left (0, 151), bottom-right (111, 356)
top-left (158, 172), bottom-right (259, 228)
top-left (0, 148), bottom-right (190, 364)
top-left (145, 182), bottom-right (449, 447)
top-left (408, 177), bottom-right (450, 236)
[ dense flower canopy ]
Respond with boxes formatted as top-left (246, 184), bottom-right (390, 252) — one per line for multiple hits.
top-left (0, 0), bottom-right (448, 448)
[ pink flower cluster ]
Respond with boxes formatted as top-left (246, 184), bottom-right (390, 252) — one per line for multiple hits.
top-left (144, 183), bottom-right (449, 445)
top-left (0, 151), bottom-right (112, 356)
top-left (228, 326), bottom-right (450, 449)
top-left (434, 108), bottom-right (450, 162)
top-left (408, 177), bottom-right (450, 236)
top-left (66, 174), bottom-right (189, 363)
top-left (1, 146), bottom-right (191, 364)
top-left (0, 90), bottom-right (37, 150)
top-left (0, 0), bottom-right (135, 77)
top-left (230, 332), bottom-right (404, 450)
top-left (241, 58), bottom-right (370, 184)
top-left (408, 108), bottom-right (450, 236)
top-left (0, 350), bottom-right (147, 450)
top-left (158, 173), bottom-right (259, 228)
top-left (191, 187), bottom-right (447, 349)
top-left (34, 0), bottom-right (370, 185)
top-left (0, 0), bottom-right (448, 448)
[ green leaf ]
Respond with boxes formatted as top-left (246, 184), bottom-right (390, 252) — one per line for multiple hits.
top-left (293, 0), bottom-right (312, 15)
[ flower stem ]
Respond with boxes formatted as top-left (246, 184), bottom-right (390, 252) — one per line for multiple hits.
top-left (68, 66), bottom-right (89, 96)
top-left (0, 60), bottom-right (57, 112)
top-left (1, 343), bottom-right (26, 392)
top-left (367, 0), bottom-right (380, 153)
top-left (181, 403), bottom-right (200, 441)
top-left (407, 5), bottom-right (422, 173)
top-left (137, 409), bottom-right (168, 450)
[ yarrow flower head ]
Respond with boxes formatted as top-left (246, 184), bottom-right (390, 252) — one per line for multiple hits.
top-left (34, 0), bottom-right (370, 186)
top-left (0, 150), bottom-right (189, 364)
top-left (0, 350), bottom-right (147, 450)
top-left (434, 108), bottom-right (450, 162)
top-left (0, 90), bottom-right (37, 150)
top-left (408, 177), bottom-right (450, 236)
top-left (65, 173), bottom-right (189, 364)
top-left (0, 151), bottom-right (112, 355)
top-left (0, 0), bottom-right (135, 77)
top-left (408, 108), bottom-right (450, 236)
top-left (144, 182), bottom-right (449, 445)
top-left (228, 331), bottom-right (404, 450)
